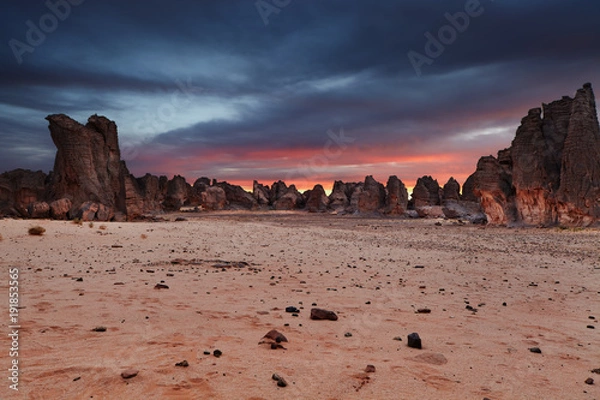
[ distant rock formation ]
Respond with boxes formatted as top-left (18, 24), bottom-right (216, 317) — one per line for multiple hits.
top-left (306, 184), bottom-right (330, 212)
top-left (466, 83), bottom-right (600, 226)
top-left (384, 175), bottom-right (409, 215)
top-left (3, 83), bottom-right (597, 227)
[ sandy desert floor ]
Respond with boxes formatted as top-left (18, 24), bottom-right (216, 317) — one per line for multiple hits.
top-left (0, 212), bottom-right (599, 400)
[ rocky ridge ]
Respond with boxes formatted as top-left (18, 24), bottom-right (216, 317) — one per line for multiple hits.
top-left (1, 84), bottom-right (598, 225)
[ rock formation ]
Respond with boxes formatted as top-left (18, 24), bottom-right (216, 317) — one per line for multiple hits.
top-left (2, 85), bottom-right (597, 227)
top-left (357, 175), bottom-right (386, 213)
top-left (466, 83), bottom-right (600, 226)
top-left (47, 114), bottom-right (127, 220)
top-left (384, 175), bottom-right (409, 215)
top-left (274, 185), bottom-right (304, 210)
top-left (306, 184), bottom-right (330, 212)
top-left (0, 169), bottom-right (48, 217)
top-left (411, 176), bottom-right (441, 208)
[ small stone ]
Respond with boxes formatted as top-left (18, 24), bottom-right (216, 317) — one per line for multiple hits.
top-left (393, 336), bottom-right (403, 341)
top-left (175, 360), bottom-right (189, 367)
top-left (414, 265), bottom-right (425, 269)
top-left (262, 329), bottom-right (288, 343)
top-left (585, 377), bottom-right (594, 385)
top-left (121, 369), bottom-right (138, 379)
top-left (502, 302), bottom-right (507, 306)
top-left (285, 306), bottom-right (299, 313)
top-left (75, 277), bottom-right (83, 282)
top-left (529, 347), bottom-right (542, 354)
top-left (272, 373), bottom-right (287, 387)
top-left (92, 326), bottom-right (107, 332)
top-left (416, 308), bottom-right (431, 314)
top-left (365, 364), bottom-right (376, 373)
top-left (73, 376), bottom-right (81, 381)
top-left (213, 349), bottom-right (222, 358)
top-left (591, 368), bottom-right (600, 374)
top-left (407, 332), bottom-right (422, 349)
top-left (344, 332), bottom-right (353, 337)
top-left (310, 308), bottom-right (338, 321)
top-left (203, 351), bottom-right (211, 355)
top-left (587, 325), bottom-right (595, 329)
top-left (154, 283), bottom-right (169, 289)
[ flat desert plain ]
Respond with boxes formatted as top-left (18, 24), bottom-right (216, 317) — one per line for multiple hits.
top-left (1, 212), bottom-right (599, 400)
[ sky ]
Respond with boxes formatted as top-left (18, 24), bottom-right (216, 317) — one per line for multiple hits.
top-left (1, 0), bottom-right (599, 192)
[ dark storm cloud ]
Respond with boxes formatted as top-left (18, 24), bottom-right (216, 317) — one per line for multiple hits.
top-left (1, 0), bottom-right (599, 184)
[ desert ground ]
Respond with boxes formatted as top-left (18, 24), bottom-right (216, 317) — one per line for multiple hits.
top-left (1, 212), bottom-right (599, 400)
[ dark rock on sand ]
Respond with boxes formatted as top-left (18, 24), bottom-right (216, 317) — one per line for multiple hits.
top-left (121, 369), bottom-right (138, 379)
top-left (407, 332), bottom-right (422, 349)
top-left (310, 308), bottom-right (338, 321)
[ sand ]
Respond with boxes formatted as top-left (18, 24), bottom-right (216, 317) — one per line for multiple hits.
top-left (1, 212), bottom-right (599, 399)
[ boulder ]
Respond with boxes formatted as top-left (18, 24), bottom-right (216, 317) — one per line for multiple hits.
top-left (49, 198), bottom-right (72, 220)
top-left (28, 201), bottom-right (50, 219)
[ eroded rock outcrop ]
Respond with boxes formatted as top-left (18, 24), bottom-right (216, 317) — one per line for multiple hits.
top-left (306, 184), bottom-right (330, 212)
top-left (357, 175), bottom-right (386, 213)
top-left (384, 175), bottom-right (409, 215)
top-left (47, 114), bottom-right (126, 217)
top-left (0, 169), bottom-right (48, 217)
top-left (467, 83), bottom-right (600, 226)
top-left (411, 176), bottom-right (441, 208)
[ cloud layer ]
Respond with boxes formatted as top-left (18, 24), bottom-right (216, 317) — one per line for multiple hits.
top-left (1, 0), bottom-right (599, 190)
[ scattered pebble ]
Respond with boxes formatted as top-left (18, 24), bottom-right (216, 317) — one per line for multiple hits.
top-left (585, 377), bottom-right (594, 385)
top-left (213, 349), bottom-right (222, 358)
top-left (203, 351), bottom-right (211, 355)
top-left (365, 364), bottom-right (376, 373)
top-left (393, 336), bottom-right (403, 341)
top-left (587, 325), bottom-right (595, 329)
top-left (285, 306), bottom-right (299, 313)
top-left (529, 347), bottom-right (542, 354)
top-left (154, 283), bottom-right (169, 289)
top-left (91, 326), bottom-right (106, 332)
top-left (175, 360), bottom-right (189, 367)
top-left (417, 308), bottom-right (431, 314)
top-left (272, 373), bottom-right (288, 387)
top-left (345, 332), bottom-right (353, 337)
